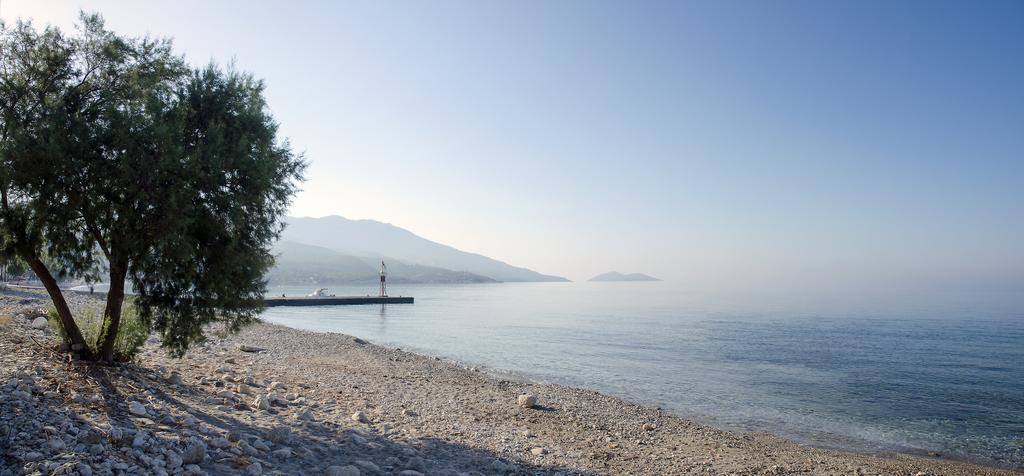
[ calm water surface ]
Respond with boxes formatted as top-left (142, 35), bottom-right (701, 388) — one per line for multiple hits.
top-left (262, 282), bottom-right (1024, 468)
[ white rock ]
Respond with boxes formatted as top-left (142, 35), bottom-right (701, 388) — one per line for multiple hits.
top-left (128, 400), bottom-right (148, 416)
top-left (252, 395), bottom-right (271, 411)
top-left (76, 463), bottom-right (93, 476)
top-left (354, 461), bottom-right (380, 472)
top-left (271, 447), bottom-right (292, 459)
top-left (79, 430), bottom-right (102, 444)
top-left (325, 466), bottom-right (360, 476)
top-left (23, 451), bottom-right (44, 462)
top-left (245, 462), bottom-right (263, 476)
top-left (265, 426), bottom-right (291, 444)
top-left (268, 381), bottom-right (286, 391)
top-left (349, 433), bottom-right (368, 445)
top-left (239, 441), bottom-right (260, 457)
top-left (31, 316), bottom-right (48, 329)
top-left (517, 394), bottom-right (537, 408)
top-left (405, 456), bottom-right (426, 472)
top-left (181, 444), bottom-right (205, 464)
top-left (167, 451), bottom-right (183, 469)
top-left (531, 447), bottom-right (547, 456)
top-left (489, 460), bottom-right (511, 473)
top-left (351, 411), bottom-right (369, 423)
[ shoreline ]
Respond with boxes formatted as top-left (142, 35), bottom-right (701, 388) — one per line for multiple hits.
top-left (260, 322), bottom-right (1021, 474)
top-left (2, 289), bottom-right (1020, 475)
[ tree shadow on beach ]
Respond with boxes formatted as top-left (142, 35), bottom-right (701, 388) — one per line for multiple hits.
top-left (33, 358), bottom-right (599, 476)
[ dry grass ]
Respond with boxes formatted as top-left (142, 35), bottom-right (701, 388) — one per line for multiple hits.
top-left (0, 314), bottom-right (12, 326)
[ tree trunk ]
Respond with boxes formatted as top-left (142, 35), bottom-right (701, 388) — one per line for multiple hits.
top-left (27, 257), bottom-right (89, 351)
top-left (98, 265), bottom-right (127, 362)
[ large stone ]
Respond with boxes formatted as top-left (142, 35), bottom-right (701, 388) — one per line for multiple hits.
top-left (271, 447), bottom-right (293, 459)
top-left (253, 395), bottom-right (271, 411)
top-left (167, 451), bottom-right (183, 470)
top-left (246, 462), bottom-right (263, 476)
top-left (353, 461), bottom-right (380, 472)
top-left (351, 411), bottom-right (369, 423)
top-left (265, 426), bottom-right (291, 444)
top-left (181, 444), bottom-right (205, 464)
top-left (517, 394), bottom-right (537, 408)
top-left (325, 466), bottom-right (360, 476)
top-left (405, 456), bottom-right (426, 472)
top-left (76, 463), bottom-right (93, 476)
top-left (239, 441), bottom-right (260, 457)
top-left (23, 452), bottom-right (43, 462)
top-left (31, 316), bottom-right (48, 329)
top-left (79, 430), bottom-right (103, 445)
top-left (530, 447), bottom-right (547, 456)
top-left (238, 345), bottom-right (265, 353)
top-left (109, 426), bottom-right (124, 443)
top-left (128, 400), bottom-right (148, 416)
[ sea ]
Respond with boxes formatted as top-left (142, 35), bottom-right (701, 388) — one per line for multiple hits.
top-left (263, 282), bottom-right (1024, 469)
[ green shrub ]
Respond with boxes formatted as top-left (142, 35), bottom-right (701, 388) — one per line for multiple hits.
top-left (48, 300), bottom-right (150, 361)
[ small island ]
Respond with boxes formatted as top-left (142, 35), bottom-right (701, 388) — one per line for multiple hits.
top-left (589, 271), bottom-right (662, 282)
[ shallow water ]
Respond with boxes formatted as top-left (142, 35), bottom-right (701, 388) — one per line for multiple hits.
top-left (262, 282), bottom-right (1024, 468)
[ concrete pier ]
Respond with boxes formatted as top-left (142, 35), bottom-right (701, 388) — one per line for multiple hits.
top-left (264, 296), bottom-right (413, 307)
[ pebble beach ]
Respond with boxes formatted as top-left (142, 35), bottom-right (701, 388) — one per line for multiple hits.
top-left (1, 289), bottom-right (1019, 475)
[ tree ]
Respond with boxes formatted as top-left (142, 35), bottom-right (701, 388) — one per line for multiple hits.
top-left (0, 14), bottom-right (306, 361)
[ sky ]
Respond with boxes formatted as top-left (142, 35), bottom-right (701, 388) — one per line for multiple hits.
top-left (3, 1), bottom-right (1022, 291)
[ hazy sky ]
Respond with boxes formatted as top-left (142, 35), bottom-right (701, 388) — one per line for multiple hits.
top-left (3, 1), bottom-right (1022, 290)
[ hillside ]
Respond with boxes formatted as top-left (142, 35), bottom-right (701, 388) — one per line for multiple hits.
top-left (269, 241), bottom-right (497, 285)
top-left (281, 216), bottom-right (569, 282)
top-left (588, 271), bottom-right (662, 282)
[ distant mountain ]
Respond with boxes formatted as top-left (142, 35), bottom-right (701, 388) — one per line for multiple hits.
top-left (281, 216), bottom-right (569, 282)
top-left (589, 271), bottom-right (662, 282)
top-left (269, 241), bottom-right (497, 285)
